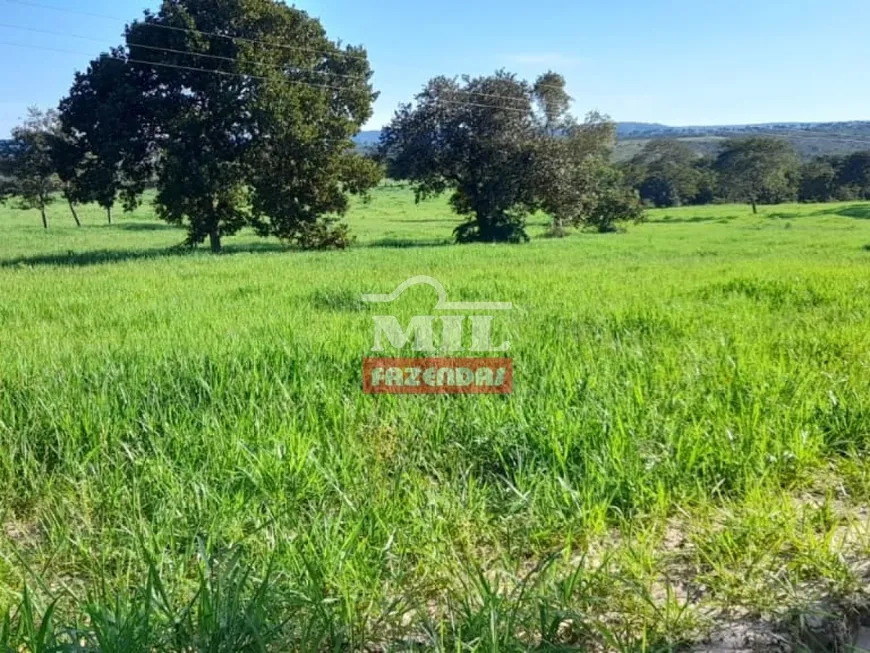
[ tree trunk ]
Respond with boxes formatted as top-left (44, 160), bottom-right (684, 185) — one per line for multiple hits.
top-left (107, 205), bottom-right (112, 225)
top-left (40, 204), bottom-right (48, 230)
top-left (209, 230), bottom-right (222, 253)
top-left (67, 198), bottom-right (81, 227)
top-left (750, 199), bottom-right (758, 215)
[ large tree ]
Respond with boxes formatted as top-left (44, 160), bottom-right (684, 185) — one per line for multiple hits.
top-left (61, 0), bottom-right (380, 251)
top-left (381, 71), bottom-right (643, 241)
top-left (715, 137), bottom-right (799, 213)
top-left (380, 71), bottom-right (538, 243)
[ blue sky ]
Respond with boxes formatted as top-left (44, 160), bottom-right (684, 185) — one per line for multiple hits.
top-left (1, 0), bottom-right (868, 137)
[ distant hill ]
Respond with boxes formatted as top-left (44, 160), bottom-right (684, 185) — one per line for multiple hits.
top-left (616, 122), bottom-right (673, 138)
top-left (611, 120), bottom-right (870, 139)
top-left (609, 121), bottom-right (870, 161)
top-left (355, 121), bottom-right (870, 161)
top-left (354, 131), bottom-right (382, 147)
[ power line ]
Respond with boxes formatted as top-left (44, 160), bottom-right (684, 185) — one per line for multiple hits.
top-left (3, 0), bottom-right (569, 96)
top-left (0, 20), bottom-right (521, 101)
top-left (119, 54), bottom-right (354, 91)
top-left (0, 39), bottom-right (530, 113)
top-left (0, 21), bottom-right (369, 82)
top-left (0, 17), bottom-right (532, 106)
top-left (114, 54), bottom-right (529, 111)
top-left (0, 21), bottom-right (105, 44)
top-left (4, 0), bottom-right (118, 21)
top-left (0, 40), bottom-right (353, 91)
top-left (0, 38), bottom-right (95, 59)
top-left (126, 41), bottom-right (371, 83)
top-left (4, 0), bottom-right (371, 62)
top-left (0, 0), bottom-right (571, 113)
top-left (11, 34), bottom-right (864, 139)
top-left (424, 97), bottom-right (529, 113)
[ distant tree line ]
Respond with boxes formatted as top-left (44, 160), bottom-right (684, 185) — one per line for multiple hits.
top-left (621, 138), bottom-right (870, 212)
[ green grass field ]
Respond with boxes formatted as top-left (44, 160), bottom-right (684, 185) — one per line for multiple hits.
top-left (2, 189), bottom-right (870, 650)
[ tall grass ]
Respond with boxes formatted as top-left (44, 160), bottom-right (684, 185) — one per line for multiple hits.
top-left (1, 193), bottom-right (870, 649)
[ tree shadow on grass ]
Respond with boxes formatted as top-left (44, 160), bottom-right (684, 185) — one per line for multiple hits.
top-left (650, 215), bottom-right (738, 224)
top-left (1, 242), bottom-right (291, 268)
top-left (388, 218), bottom-right (458, 224)
top-left (366, 237), bottom-right (453, 249)
top-left (811, 204), bottom-right (870, 219)
top-left (222, 242), bottom-right (292, 255)
top-left (113, 222), bottom-right (181, 232)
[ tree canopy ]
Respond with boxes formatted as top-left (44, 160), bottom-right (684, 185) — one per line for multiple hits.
top-left (60, 54), bottom-right (152, 224)
top-left (799, 158), bottom-right (839, 202)
top-left (60, 0), bottom-right (380, 251)
top-left (381, 71), bottom-right (539, 243)
top-left (624, 140), bottom-right (714, 208)
top-left (837, 151), bottom-right (870, 200)
top-left (530, 109), bottom-right (642, 234)
top-left (0, 108), bottom-right (62, 229)
top-left (381, 70), bottom-right (642, 242)
top-left (715, 137), bottom-right (799, 213)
